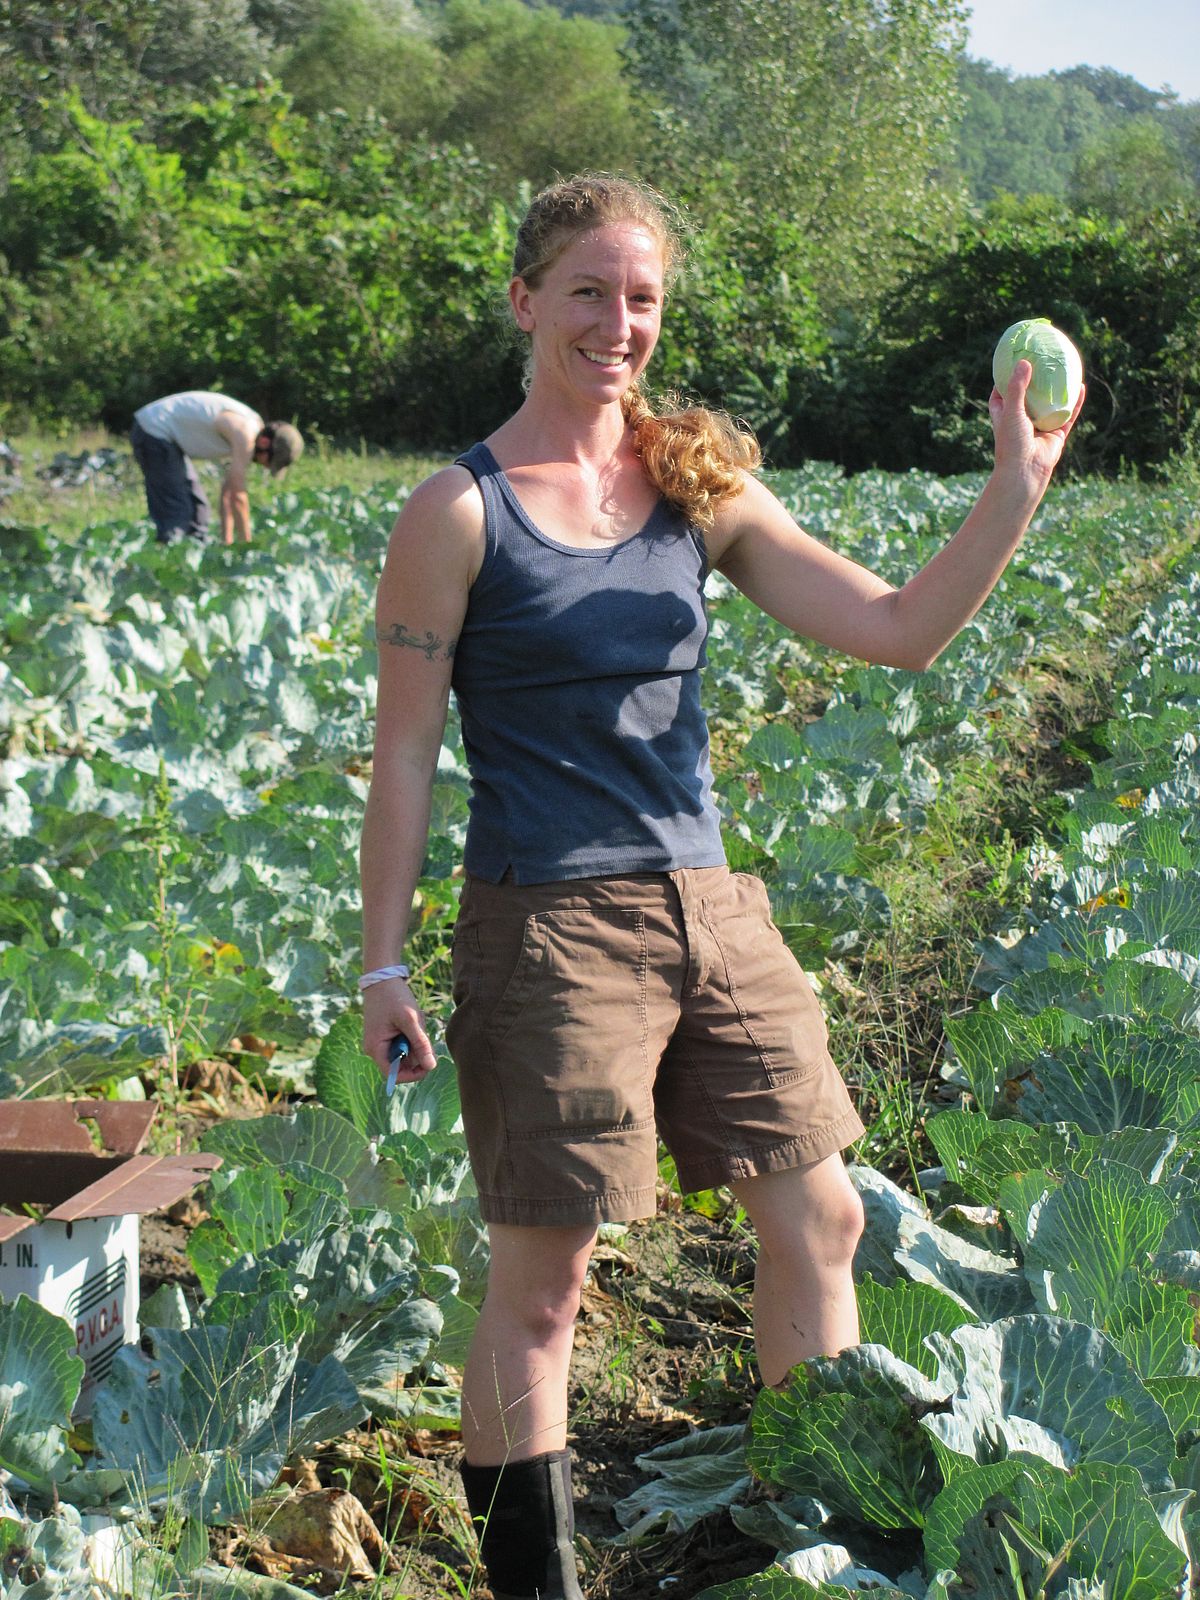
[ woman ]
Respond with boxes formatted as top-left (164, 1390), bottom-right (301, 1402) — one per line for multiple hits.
top-left (359, 174), bottom-right (1082, 1600)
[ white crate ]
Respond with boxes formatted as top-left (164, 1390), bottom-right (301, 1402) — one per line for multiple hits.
top-left (0, 1100), bottom-right (220, 1418)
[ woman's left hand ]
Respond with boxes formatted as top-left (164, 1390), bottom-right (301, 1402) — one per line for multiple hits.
top-left (989, 358), bottom-right (1086, 488)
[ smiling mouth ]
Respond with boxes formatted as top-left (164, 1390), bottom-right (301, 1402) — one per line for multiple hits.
top-left (580, 350), bottom-right (627, 367)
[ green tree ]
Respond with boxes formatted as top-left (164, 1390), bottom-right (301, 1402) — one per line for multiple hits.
top-left (0, 0), bottom-right (275, 153)
top-left (951, 59), bottom-right (1197, 210)
top-left (280, 0), bottom-right (642, 184)
top-left (278, 0), bottom-right (450, 132)
top-left (654, 210), bottom-right (827, 455)
top-left (1168, 101), bottom-right (1200, 189)
top-left (955, 58), bottom-right (1110, 202)
top-left (624, 0), bottom-right (969, 310)
top-left (0, 95), bottom-right (188, 273)
top-left (0, 0), bottom-right (153, 170)
top-left (550, 0), bottom-right (625, 15)
top-left (0, 82), bottom-right (523, 443)
top-left (1053, 65), bottom-right (1172, 117)
top-left (432, 0), bottom-right (644, 187)
top-left (246, 0), bottom-right (328, 46)
top-left (0, 0), bottom-right (297, 201)
top-left (1071, 118), bottom-right (1197, 220)
top-left (136, 0), bottom-right (272, 89)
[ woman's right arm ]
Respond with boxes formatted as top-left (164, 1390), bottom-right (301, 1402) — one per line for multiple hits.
top-left (360, 466), bottom-right (485, 1080)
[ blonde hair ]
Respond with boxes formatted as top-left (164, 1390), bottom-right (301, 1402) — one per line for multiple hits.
top-left (513, 173), bottom-right (761, 528)
top-left (620, 386), bottom-right (760, 531)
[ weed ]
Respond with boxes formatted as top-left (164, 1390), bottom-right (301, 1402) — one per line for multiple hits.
top-left (140, 759), bottom-right (187, 1128)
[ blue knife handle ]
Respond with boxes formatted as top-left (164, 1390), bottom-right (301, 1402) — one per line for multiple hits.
top-left (385, 1034), bottom-right (410, 1097)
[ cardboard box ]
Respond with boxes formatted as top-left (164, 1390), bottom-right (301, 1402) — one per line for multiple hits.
top-left (0, 1100), bottom-right (221, 1415)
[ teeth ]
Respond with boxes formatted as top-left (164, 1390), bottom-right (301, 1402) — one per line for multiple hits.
top-left (582, 350), bottom-right (625, 367)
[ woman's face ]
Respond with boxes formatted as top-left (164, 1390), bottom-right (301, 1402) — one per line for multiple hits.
top-left (510, 221), bottom-right (666, 407)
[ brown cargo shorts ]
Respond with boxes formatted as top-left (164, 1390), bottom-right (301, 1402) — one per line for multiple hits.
top-left (444, 865), bottom-right (864, 1226)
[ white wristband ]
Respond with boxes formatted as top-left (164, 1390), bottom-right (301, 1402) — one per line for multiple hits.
top-left (359, 964), bottom-right (411, 990)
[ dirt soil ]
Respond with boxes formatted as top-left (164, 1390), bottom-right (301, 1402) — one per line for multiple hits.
top-left (138, 1202), bottom-right (778, 1600)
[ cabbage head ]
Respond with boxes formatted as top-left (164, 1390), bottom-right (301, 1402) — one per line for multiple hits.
top-left (993, 318), bottom-right (1084, 431)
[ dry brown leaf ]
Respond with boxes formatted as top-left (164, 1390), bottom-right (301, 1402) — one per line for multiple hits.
top-left (182, 1058), bottom-right (236, 1095)
top-left (233, 1033), bottom-right (278, 1060)
top-left (403, 1428), bottom-right (460, 1457)
top-left (260, 1487), bottom-right (385, 1580)
top-left (388, 1484), bottom-right (438, 1536)
top-left (165, 1194), bottom-right (209, 1228)
top-left (246, 1545), bottom-right (338, 1594)
top-left (277, 1458), bottom-right (321, 1493)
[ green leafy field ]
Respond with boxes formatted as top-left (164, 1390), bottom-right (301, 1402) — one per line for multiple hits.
top-left (1, 460), bottom-right (1197, 1597)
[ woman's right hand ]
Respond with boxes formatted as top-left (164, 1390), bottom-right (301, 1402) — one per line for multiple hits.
top-left (362, 977), bottom-right (437, 1082)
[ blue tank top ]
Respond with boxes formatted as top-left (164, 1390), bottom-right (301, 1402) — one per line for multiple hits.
top-left (451, 442), bottom-right (727, 884)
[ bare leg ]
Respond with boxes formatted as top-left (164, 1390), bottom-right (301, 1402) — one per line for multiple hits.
top-left (730, 1154), bottom-right (864, 1387)
top-left (462, 1222), bottom-right (598, 1465)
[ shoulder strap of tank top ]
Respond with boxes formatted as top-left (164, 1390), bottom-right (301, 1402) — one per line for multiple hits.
top-left (454, 442), bottom-right (503, 580)
top-left (454, 443), bottom-right (503, 502)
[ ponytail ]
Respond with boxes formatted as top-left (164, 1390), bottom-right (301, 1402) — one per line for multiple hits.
top-left (622, 386), bottom-right (762, 530)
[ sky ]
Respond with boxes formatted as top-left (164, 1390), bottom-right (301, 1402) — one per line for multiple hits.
top-left (964, 0), bottom-right (1200, 102)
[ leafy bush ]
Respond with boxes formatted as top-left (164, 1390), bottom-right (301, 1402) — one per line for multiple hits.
top-left (791, 200), bottom-right (1200, 476)
top-left (0, 86), bottom-right (523, 444)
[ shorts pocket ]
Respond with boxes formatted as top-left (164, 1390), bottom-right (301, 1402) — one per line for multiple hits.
top-left (489, 907), bottom-right (653, 1139)
top-left (490, 915), bottom-right (552, 1043)
top-left (703, 874), bottom-right (831, 1089)
top-left (445, 910), bottom-right (547, 1055)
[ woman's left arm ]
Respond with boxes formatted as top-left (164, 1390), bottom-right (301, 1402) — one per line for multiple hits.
top-left (713, 361), bottom-right (1085, 672)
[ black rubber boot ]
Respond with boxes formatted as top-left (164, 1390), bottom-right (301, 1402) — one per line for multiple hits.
top-left (460, 1449), bottom-right (584, 1599)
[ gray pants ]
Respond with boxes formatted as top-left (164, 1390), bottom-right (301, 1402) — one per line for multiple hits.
top-left (130, 420), bottom-right (212, 543)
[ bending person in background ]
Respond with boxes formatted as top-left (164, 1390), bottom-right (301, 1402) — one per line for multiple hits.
top-left (358, 174), bottom-right (1083, 1600)
top-left (130, 389), bottom-right (303, 546)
